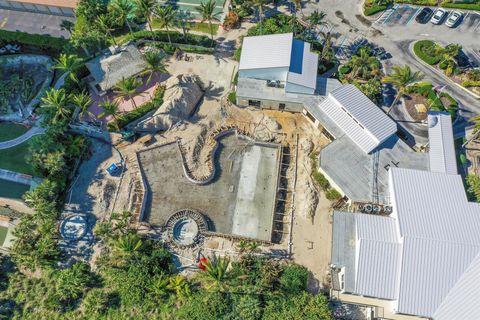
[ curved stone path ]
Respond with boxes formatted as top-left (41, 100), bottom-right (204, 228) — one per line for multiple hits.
top-left (0, 126), bottom-right (45, 150)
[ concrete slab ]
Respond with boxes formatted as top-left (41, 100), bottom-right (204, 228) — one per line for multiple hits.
top-left (138, 133), bottom-right (280, 241)
top-left (0, 8), bottom-right (72, 38)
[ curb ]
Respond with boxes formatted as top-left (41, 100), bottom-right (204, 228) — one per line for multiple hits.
top-left (409, 41), bottom-right (480, 100)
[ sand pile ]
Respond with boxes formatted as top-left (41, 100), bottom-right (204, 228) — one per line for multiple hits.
top-left (136, 74), bottom-right (203, 131)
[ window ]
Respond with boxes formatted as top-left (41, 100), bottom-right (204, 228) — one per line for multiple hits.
top-left (248, 100), bottom-right (261, 107)
top-left (340, 274), bottom-right (345, 290)
top-left (279, 103), bottom-right (286, 110)
top-left (305, 110), bottom-right (316, 123)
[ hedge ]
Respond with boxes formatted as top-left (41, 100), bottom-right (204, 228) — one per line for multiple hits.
top-left (108, 85), bottom-right (166, 131)
top-left (395, 0), bottom-right (436, 5)
top-left (130, 30), bottom-right (212, 48)
top-left (413, 40), bottom-right (442, 65)
top-left (0, 29), bottom-right (68, 54)
top-left (441, 0), bottom-right (480, 11)
top-left (364, 4), bottom-right (389, 16)
top-left (461, 80), bottom-right (480, 87)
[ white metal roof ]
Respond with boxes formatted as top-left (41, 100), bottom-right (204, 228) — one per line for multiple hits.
top-left (434, 253), bottom-right (480, 320)
top-left (428, 112), bottom-right (457, 175)
top-left (355, 239), bottom-right (402, 300)
top-left (318, 85), bottom-right (397, 153)
top-left (286, 41), bottom-right (318, 90)
top-left (239, 33), bottom-right (293, 71)
top-left (332, 167), bottom-right (480, 319)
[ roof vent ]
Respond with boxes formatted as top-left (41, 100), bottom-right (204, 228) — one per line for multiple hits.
top-left (428, 115), bottom-right (438, 128)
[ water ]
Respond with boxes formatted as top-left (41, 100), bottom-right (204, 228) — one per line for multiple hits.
top-left (0, 179), bottom-right (30, 200)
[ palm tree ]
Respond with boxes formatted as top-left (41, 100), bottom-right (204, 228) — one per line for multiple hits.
top-left (441, 43), bottom-right (462, 67)
top-left (98, 100), bottom-right (120, 127)
top-left (70, 91), bottom-right (93, 121)
top-left (154, 5), bottom-right (176, 44)
top-left (60, 20), bottom-right (74, 35)
top-left (290, 0), bottom-right (302, 15)
top-left (54, 54), bottom-right (83, 83)
top-left (199, 256), bottom-right (231, 291)
top-left (141, 50), bottom-right (167, 83)
top-left (95, 14), bottom-right (117, 45)
top-left (306, 10), bottom-right (327, 35)
top-left (135, 0), bottom-right (158, 40)
top-left (349, 48), bottom-right (378, 79)
top-left (112, 233), bottom-right (144, 262)
top-left (40, 88), bottom-right (72, 124)
top-left (196, 0), bottom-right (220, 47)
top-left (176, 10), bottom-right (192, 39)
top-left (382, 65), bottom-right (424, 115)
top-left (114, 77), bottom-right (142, 109)
top-left (248, 0), bottom-right (268, 35)
top-left (109, 0), bottom-right (136, 35)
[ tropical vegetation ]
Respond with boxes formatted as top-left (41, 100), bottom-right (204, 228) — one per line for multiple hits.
top-left (0, 210), bottom-right (333, 319)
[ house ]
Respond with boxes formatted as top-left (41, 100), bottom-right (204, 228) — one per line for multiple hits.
top-left (85, 43), bottom-right (146, 95)
top-left (0, 0), bottom-right (76, 17)
top-left (236, 33), bottom-right (423, 204)
top-left (330, 112), bottom-right (479, 320)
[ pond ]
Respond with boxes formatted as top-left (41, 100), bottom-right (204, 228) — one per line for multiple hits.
top-left (0, 179), bottom-right (30, 200)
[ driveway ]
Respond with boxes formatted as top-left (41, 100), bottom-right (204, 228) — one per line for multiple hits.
top-left (0, 8), bottom-right (72, 38)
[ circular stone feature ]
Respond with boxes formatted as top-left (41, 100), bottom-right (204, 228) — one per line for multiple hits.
top-left (60, 214), bottom-right (87, 241)
top-left (172, 218), bottom-right (200, 246)
top-left (165, 209), bottom-right (209, 248)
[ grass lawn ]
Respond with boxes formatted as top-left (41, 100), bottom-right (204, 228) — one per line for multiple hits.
top-left (0, 123), bottom-right (29, 143)
top-left (151, 20), bottom-right (219, 35)
top-left (0, 141), bottom-right (34, 176)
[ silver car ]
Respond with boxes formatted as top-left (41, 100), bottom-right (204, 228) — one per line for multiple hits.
top-left (445, 10), bottom-right (463, 27)
top-left (430, 8), bottom-right (448, 25)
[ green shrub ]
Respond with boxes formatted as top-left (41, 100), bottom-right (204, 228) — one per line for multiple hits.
top-left (228, 91), bottom-right (237, 104)
top-left (130, 30), bottom-right (212, 47)
top-left (396, 0), bottom-right (436, 4)
top-left (280, 265), bottom-right (309, 294)
top-left (108, 86), bottom-right (166, 131)
top-left (339, 65), bottom-right (351, 75)
top-left (326, 188), bottom-right (342, 201)
top-left (461, 80), bottom-right (480, 88)
top-left (0, 29), bottom-right (68, 55)
top-left (364, 4), bottom-right (389, 16)
top-left (234, 47), bottom-right (242, 61)
top-left (413, 40), bottom-right (442, 65)
top-left (312, 170), bottom-right (330, 190)
top-left (439, 60), bottom-right (448, 70)
top-left (466, 174), bottom-right (480, 202)
top-left (441, 0), bottom-right (480, 11)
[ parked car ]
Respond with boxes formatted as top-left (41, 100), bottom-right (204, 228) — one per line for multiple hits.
top-left (445, 10), bottom-right (463, 27)
top-left (430, 8), bottom-right (448, 25)
top-left (415, 7), bottom-right (433, 24)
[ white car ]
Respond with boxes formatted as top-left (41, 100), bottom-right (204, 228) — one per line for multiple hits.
top-left (430, 8), bottom-right (448, 25)
top-left (445, 10), bottom-right (463, 27)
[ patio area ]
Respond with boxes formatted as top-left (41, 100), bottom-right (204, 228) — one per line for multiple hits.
top-left (87, 73), bottom-right (169, 123)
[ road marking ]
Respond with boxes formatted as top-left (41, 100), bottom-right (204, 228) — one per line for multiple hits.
top-left (474, 19), bottom-right (480, 32)
top-left (406, 7), bottom-right (421, 25)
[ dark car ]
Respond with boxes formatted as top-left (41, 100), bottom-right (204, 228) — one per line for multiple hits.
top-left (415, 7), bottom-right (433, 24)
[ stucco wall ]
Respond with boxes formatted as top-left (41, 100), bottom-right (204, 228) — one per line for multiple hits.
top-left (236, 95), bottom-right (303, 113)
top-left (238, 67), bottom-right (288, 82)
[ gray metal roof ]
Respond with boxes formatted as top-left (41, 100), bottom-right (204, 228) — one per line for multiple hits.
top-left (286, 40), bottom-right (318, 90)
top-left (85, 43), bottom-right (145, 91)
top-left (238, 33), bottom-right (293, 71)
top-left (320, 134), bottom-right (428, 203)
top-left (318, 85), bottom-right (397, 153)
top-left (428, 111), bottom-right (457, 175)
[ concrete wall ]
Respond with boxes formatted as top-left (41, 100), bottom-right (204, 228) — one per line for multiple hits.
top-left (236, 95), bottom-right (303, 113)
top-left (330, 291), bottom-right (427, 320)
top-left (285, 82), bottom-right (315, 95)
top-left (239, 67), bottom-right (288, 82)
top-left (0, 1), bottom-right (75, 16)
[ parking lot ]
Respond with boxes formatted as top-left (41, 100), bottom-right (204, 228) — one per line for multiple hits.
top-left (376, 4), bottom-right (480, 33)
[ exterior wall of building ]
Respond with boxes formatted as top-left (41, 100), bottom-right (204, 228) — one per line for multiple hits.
top-left (285, 82), bottom-right (315, 95)
top-left (238, 67), bottom-right (288, 82)
top-left (330, 291), bottom-right (428, 320)
top-left (236, 95), bottom-right (303, 113)
top-left (0, 1), bottom-right (75, 16)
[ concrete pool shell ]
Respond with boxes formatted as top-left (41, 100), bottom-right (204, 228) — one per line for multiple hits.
top-left (138, 133), bottom-right (281, 242)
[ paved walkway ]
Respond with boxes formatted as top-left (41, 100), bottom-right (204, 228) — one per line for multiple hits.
top-left (0, 126), bottom-right (45, 150)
